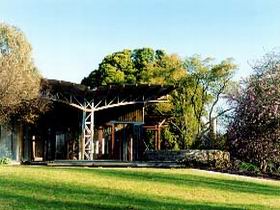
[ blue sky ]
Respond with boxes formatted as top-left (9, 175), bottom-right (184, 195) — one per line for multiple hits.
top-left (1, 0), bottom-right (280, 83)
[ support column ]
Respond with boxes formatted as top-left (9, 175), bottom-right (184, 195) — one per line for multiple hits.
top-left (19, 124), bottom-right (24, 162)
top-left (98, 126), bottom-right (103, 156)
top-left (157, 125), bottom-right (161, 150)
top-left (128, 137), bottom-right (133, 161)
top-left (82, 100), bottom-right (95, 160)
top-left (154, 125), bottom-right (158, 150)
top-left (111, 124), bottom-right (115, 159)
top-left (157, 119), bottom-right (165, 151)
top-left (79, 134), bottom-right (85, 160)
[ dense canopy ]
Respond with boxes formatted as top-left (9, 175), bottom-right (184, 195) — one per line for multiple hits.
top-left (0, 23), bottom-right (43, 123)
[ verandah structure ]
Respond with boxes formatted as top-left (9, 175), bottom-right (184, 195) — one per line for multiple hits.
top-left (11, 79), bottom-right (175, 162)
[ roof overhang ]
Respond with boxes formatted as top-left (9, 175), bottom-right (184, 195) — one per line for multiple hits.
top-left (40, 79), bottom-right (176, 112)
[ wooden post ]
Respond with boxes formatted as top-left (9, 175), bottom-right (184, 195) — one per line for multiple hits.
top-left (157, 125), bottom-right (161, 150)
top-left (111, 124), bottom-right (115, 159)
top-left (80, 134), bottom-right (84, 160)
top-left (154, 125), bottom-right (158, 150)
top-left (119, 125), bottom-right (123, 161)
top-left (122, 124), bottom-right (127, 161)
top-left (102, 138), bottom-right (105, 154)
top-left (157, 119), bottom-right (165, 151)
top-left (44, 132), bottom-right (48, 161)
top-left (24, 127), bottom-right (31, 161)
top-left (66, 139), bottom-right (70, 160)
top-left (95, 141), bottom-right (99, 154)
top-left (98, 126), bottom-right (103, 156)
top-left (19, 124), bottom-right (24, 162)
top-left (129, 137), bottom-right (133, 161)
top-left (32, 135), bottom-right (36, 161)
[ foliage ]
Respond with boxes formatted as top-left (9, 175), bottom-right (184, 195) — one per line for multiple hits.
top-left (81, 48), bottom-right (185, 87)
top-left (0, 157), bottom-right (10, 164)
top-left (0, 23), bottom-right (44, 124)
top-left (195, 133), bottom-right (227, 150)
top-left (82, 49), bottom-right (236, 149)
top-left (0, 145), bottom-right (11, 164)
top-left (266, 161), bottom-right (280, 174)
top-left (161, 127), bottom-right (179, 150)
top-left (0, 166), bottom-right (279, 210)
top-left (238, 162), bottom-right (260, 173)
top-left (82, 48), bottom-right (188, 148)
top-left (169, 78), bottom-right (199, 148)
top-left (228, 51), bottom-right (280, 172)
top-left (10, 97), bottom-right (51, 124)
top-left (169, 56), bottom-right (236, 148)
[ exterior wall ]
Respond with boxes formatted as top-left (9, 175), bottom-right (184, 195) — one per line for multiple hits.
top-left (0, 124), bottom-right (22, 162)
top-left (95, 105), bottom-right (144, 125)
top-left (117, 107), bottom-right (144, 122)
top-left (92, 105), bottom-right (145, 161)
top-left (0, 104), bottom-right (146, 162)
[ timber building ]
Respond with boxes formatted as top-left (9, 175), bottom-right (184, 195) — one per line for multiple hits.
top-left (0, 79), bottom-right (174, 163)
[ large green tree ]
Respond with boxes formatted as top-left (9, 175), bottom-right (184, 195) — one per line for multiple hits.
top-left (82, 48), bottom-right (187, 149)
top-left (167, 56), bottom-right (236, 149)
top-left (82, 49), bottom-right (236, 149)
top-left (0, 23), bottom-right (45, 124)
top-left (81, 48), bottom-right (185, 87)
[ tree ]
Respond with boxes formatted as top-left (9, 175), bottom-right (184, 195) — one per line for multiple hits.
top-left (82, 48), bottom-right (188, 148)
top-left (0, 23), bottom-right (42, 124)
top-left (82, 49), bottom-right (137, 87)
top-left (81, 48), bottom-right (185, 87)
top-left (82, 49), bottom-right (236, 149)
top-left (168, 56), bottom-right (236, 149)
top-left (228, 51), bottom-right (280, 172)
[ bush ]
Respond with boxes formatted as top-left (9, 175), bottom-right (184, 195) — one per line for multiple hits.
top-left (238, 162), bottom-right (260, 173)
top-left (182, 150), bottom-right (231, 169)
top-left (0, 145), bottom-right (11, 165)
top-left (266, 161), bottom-right (280, 174)
top-left (0, 157), bottom-right (10, 164)
top-left (228, 51), bottom-right (280, 172)
top-left (193, 133), bottom-right (227, 150)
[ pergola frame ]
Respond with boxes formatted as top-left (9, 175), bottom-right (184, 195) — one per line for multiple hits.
top-left (41, 80), bottom-right (174, 160)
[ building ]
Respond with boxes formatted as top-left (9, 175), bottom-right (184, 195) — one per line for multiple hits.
top-left (0, 79), bottom-right (174, 163)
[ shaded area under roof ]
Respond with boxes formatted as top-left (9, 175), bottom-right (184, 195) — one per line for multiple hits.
top-left (41, 79), bottom-right (176, 101)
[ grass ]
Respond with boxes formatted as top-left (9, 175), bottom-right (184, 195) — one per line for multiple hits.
top-left (0, 166), bottom-right (279, 209)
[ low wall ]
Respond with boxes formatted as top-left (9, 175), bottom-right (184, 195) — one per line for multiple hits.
top-left (145, 150), bottom-right (230, 169)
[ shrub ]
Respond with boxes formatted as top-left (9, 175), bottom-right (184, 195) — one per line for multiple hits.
top-left (228, 51), bottom-right (280, 172)
top-left (266, 161), bottom-right (280, 174)
top-left (0, 157), bottom-right (10, 164)
top-left (0, 145), bottom-right (11, 165)
top-left (238, 162), bottom-right (260, 173)
top-left (182, 150), bottom-right (230, 169)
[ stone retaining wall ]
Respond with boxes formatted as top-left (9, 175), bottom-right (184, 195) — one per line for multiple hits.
top-left (145, 150), bottom-right (230, 169)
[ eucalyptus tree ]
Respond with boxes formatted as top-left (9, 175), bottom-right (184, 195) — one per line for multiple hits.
top-left (0, 23), bottom-right (44, 124)
top-left (169, 56), bottom-right (236, 148)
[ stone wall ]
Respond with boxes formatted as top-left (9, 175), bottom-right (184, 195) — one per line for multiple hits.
top-left (145, 150), bottom-right (230, 169)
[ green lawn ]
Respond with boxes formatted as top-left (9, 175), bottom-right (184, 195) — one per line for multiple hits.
top-left (0, 166), bottom-right (279, 210)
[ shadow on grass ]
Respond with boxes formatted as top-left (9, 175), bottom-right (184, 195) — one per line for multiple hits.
top-left (0, 174), bottom-right (266, 210)
top-left (64, 168), bottom-right (280, 197)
